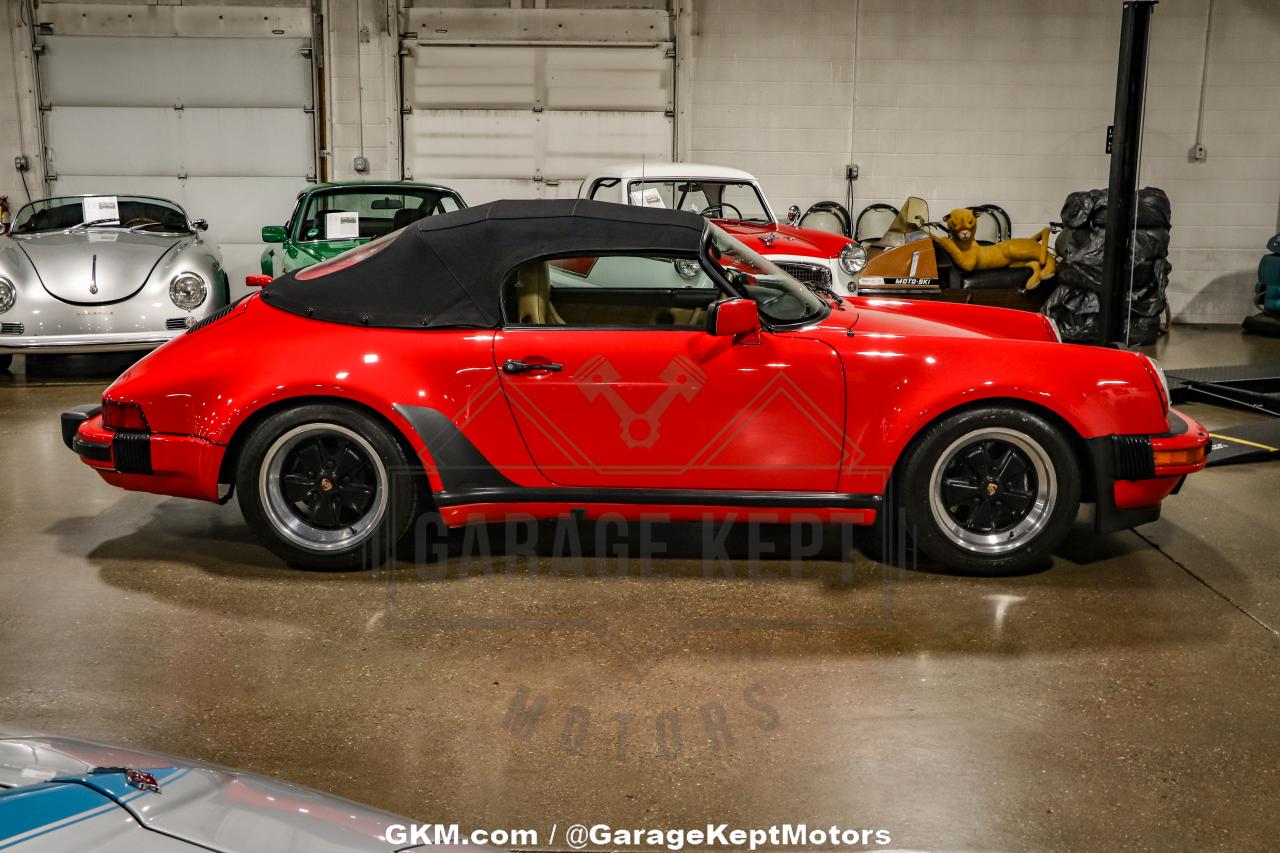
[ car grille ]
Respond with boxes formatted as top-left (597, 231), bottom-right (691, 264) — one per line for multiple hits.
top-left (1112, 435), bottom-right (1156, 480)
top-left (777, 261), bottom-right (832, 290)
top-left (165, 318), bottom-right (189, 331)
top-left (186, 302), bottom-right (237, 335)
top-left (0, 323), bottom-right (23, 336)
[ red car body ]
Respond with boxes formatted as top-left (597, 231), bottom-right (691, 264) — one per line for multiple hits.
top-left (62, 201), bottom-right (1208, 572)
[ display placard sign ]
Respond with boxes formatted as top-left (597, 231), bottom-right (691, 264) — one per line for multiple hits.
top-left (629, 187), bottom-right (666, 208)
top-left (325, 212), bottom-right (360, 239)
top-left (82, 196), bottom-right (120, 226)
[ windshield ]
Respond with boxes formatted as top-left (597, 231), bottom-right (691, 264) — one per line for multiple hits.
top-left (12, 196), bottom-right (190, 235)
top-left (296, 187), bottom-right (463, 242)
top-left (629, 180), bottom-right (772, 224)
top-left (704, 224), bottom-right (828, 326)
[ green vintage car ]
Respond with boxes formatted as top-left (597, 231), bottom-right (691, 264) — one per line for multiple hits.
top-left (259, 181), bottom-right (466, 276)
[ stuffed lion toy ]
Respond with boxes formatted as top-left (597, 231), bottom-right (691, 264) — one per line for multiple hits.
top-left (933, 208), bottom-right (1057, 290)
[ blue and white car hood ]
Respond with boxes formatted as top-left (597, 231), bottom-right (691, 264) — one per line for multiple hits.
top-left (0, 730), bottom-right (483, 852)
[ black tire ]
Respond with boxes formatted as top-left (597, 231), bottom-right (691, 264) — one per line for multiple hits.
top-left (897, 406), bottom-right (1081, 576)
top-left (235, 404), bottom-right (419, 570)
top-left (0, 354), bottom-right (11, 372)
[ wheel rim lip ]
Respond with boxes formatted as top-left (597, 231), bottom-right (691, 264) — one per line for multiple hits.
top-left (926, 427), bottom-right (1057, 556)
top-left (260, 423), bottom-right (388, 552)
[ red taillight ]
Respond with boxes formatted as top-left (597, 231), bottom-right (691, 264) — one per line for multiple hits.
top-left (102, 400), bottom-right (149, 432)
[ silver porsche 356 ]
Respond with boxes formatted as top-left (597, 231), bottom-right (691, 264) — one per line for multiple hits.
top-left (0, 194), bottom-right (230, 372)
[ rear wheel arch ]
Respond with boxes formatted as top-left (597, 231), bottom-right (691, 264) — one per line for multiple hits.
top-left (218, 395), bottom-right (437, 499)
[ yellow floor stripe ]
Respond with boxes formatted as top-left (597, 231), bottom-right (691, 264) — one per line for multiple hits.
top-left (1209, 433), bottom-right (1280, 452)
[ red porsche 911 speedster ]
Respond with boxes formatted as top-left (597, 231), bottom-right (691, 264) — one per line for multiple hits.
top-left (61, 200), bottom-right (1208, 574)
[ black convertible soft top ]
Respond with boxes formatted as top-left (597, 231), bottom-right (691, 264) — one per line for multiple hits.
top-left (260, 198), bottom-right (707, 329)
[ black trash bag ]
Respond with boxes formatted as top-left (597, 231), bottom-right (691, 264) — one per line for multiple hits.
top-left (1127, 314), bottom-right (1161, 345)
top-left (1123, 259), bottom-right (1171, 346)
top-left (1043, 284), bottom-right (1100, 342)
top-left (1060, 186), bottom-right (1170, 231)
top-left (1058, 260), bottom-right (1103, 293)
top-left (1132, 227), bottom-right (1171, 262)
top-left (1054, 225), bottom-right (1098, 259)
top-left (1059, 189), bottom-right (1108, 230)
top-left (1136, 187), bottom-right (1171, 230)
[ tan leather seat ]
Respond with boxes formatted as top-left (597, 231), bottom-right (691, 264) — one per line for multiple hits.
top-left (515, 262), bottom-right (565, 325)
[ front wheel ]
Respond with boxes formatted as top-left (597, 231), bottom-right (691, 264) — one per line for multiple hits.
top-left (898, 407), bottom-right (1081, 575)
top-left (0, 354), bottom-right (11, 372)
top-left (236, 404), bottom-right (420, 570)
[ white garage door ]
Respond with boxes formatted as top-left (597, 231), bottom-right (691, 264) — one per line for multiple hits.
top-left (401, 41), bottom-right (674, 203)
top-left (38, 35), bottom-right (315, 294)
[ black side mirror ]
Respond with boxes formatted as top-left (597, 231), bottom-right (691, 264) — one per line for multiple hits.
top-left (192, 219), bottom-right (209, 232)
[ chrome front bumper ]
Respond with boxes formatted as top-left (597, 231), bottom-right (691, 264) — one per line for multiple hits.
top-left (0, 329), bottom-right (181, 355)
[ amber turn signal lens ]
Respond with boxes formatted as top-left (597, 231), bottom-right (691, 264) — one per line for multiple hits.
top-left (1153, 447), bottom-right (1204, 468)
top-left (102, 400), bottom-right (149, 432)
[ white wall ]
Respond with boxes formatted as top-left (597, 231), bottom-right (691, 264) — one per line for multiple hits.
top-left (4, 0), bottom-right (1277, 323)
top-left (686, 0), bottom-right (1280, 324)
top-left (324, 0), bottom-right (400, 182)
top-left (0, 0), bottom-right (41, 216)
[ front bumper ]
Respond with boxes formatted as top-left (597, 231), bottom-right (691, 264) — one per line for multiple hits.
top-left (61, 406), bottom-right (224, 503)
top-left (1, 329), bottom-right (182, 355)
top-left (1089, 407), bottom-right (1210, 534)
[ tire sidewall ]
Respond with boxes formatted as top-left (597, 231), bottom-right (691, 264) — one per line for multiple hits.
top-left (236, 404), bottom-right (417, 570)
top-left (899, 407), bottom-right (1081, 576)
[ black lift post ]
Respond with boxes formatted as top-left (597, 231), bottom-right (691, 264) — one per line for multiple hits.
top-left (1099, 0), bottom-right (1158, 346)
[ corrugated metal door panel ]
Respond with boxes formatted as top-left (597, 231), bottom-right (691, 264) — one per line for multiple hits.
top-left (406, 47), bottom-right (537, 109)
top-left (40, 36), bottom-right (311, 108)
top-left (543, 46), bottom-right (671, 111)
top-left (46, 108), bottom-right (311, 177)
top-left (543, 110), bottom-right (672, 177)
top-left (402, 42), bottom-right (672, 203)
top-left (404, 109), bottom-right (539, 179)
top-left (40, 36), bottom-right (314, 295)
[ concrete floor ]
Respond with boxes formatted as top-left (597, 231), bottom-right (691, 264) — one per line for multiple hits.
top-left (2, 327), bottom-right (1279, 851)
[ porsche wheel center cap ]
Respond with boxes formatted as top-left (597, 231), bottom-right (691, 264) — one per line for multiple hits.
top-left (985, 481), bottom-right (999, 497)
top-left (320, 478), bottom-right (334, 492)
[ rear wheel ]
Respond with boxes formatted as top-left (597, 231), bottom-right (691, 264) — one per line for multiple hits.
top-left (0, 355), bottom-right (11, 372)
top-left (236, 404), bottom-right (418, 570)
top-left (898, 407), bottom-right (1081, 575)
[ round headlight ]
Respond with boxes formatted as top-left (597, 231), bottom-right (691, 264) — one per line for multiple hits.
top-left (838, 242), bottom-right (867, 275)
top-left (0, 278), bottom-right (15, 314)
top-left (170, 272), bottom-right (207, 311)
top-left (674, 258), bottom-right (701, 280)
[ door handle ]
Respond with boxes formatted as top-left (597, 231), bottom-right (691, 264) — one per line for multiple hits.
top-left (503, 358), bottom-right (563, 375)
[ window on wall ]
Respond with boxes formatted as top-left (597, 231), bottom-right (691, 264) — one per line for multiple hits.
top-left (506, 255), bottom-right (721, 328)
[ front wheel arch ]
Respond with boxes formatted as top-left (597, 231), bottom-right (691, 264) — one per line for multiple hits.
top-left (218, 396), bottom-right (435, 505)
top-left (890, 397), bottom-right (1096, 504)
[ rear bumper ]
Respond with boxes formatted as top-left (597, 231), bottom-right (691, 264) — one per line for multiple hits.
top-left (1, 329), bottom-right (180, 354)
top-left (1089, 407), bottom-right (1210, 534)
top-left (62, 406), bottom-right (224, 503)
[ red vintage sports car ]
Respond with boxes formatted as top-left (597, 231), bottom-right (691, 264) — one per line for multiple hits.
top-left (61, 200), bottom-right (1208, 574)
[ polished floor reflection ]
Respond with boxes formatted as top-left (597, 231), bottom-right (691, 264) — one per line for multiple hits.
top-left (2, 330), bottom-right (1279, 851)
